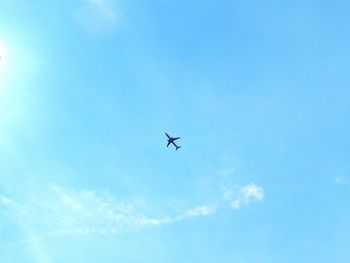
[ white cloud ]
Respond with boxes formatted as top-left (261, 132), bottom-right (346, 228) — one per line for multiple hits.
top-left (332, 175), bottom-right (346, 185)
top-left (241, 184), bottom-right (264, 202)
top-left (176, 204), bottom-right (217, 221)
top-left (0, 185), bottom-right (217, 238)
top-left (75, 0), bottom-right (120, 33)
top-left (1, 176), bottom-right (264, 240)
top-left (222, 183), bottom-right (264, 209)
top-left (218, 164), bottom-right (264, 209)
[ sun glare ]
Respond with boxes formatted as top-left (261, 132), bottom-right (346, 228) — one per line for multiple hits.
top-left (0, 37), bottom-right (43, 129)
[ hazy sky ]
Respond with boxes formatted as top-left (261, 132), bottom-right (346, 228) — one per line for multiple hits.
top-left (0, 1), bottom-right (349, 262)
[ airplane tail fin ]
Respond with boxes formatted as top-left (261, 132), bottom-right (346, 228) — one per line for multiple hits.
top-left (176, 146), bottom-right (181, 151)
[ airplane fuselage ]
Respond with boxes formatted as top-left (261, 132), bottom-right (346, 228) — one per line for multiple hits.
top-left (167, 137), bottom-right (175, 143)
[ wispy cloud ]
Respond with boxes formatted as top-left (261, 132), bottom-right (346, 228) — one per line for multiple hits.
top-left (219, 165), bottom-right (264, 209)
top-left (222, 183), bottom-right (264, 209)
top-left (75, 0), bottom-right (120, 33)
top-left (241, 184), bottom-right (264, 201)
top-left (1, 177), bottom-right (264, 239)
top-left (0, 185), bottom-right (216, 238)
top-left (176, 204), bottom-right (217, 221)
top-left (332, 175), bottom-right (346, 185)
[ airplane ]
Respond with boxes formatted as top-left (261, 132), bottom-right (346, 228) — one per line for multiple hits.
top-left (165, 132), bottom-right (181, 150)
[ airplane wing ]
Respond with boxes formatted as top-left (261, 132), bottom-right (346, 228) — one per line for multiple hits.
top-left (165, 133), bottom-right (171, 139)
top-left (167, 141), bottom-right (171, 147)
top-left (173, 137), bottom-right (180, 141)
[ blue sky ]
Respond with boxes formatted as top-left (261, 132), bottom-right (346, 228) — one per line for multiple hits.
top-left (0, 0), bottom-right (349, 262)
